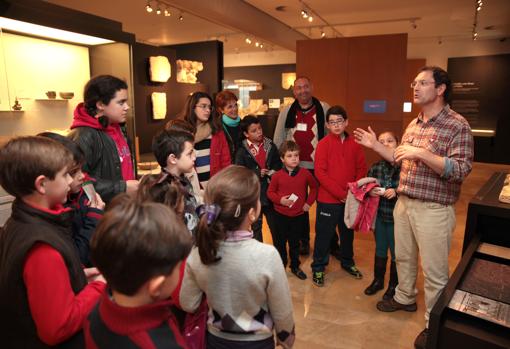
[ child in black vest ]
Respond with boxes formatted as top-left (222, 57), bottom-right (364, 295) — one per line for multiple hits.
top-left (0, 136), bottom-right (106, 348)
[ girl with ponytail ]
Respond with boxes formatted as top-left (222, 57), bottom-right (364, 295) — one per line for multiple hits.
top-left (180, 165), bottom-right (296, 349)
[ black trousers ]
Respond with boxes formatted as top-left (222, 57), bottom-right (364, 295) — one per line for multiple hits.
top-left (251, 205), bottom-right (277, 243)
top-left (299, 168), bottom-right (314, 246)
top-left (273, 211), bottom-right (307, 269)
top-left (311, 202), bottom-right (355, 272)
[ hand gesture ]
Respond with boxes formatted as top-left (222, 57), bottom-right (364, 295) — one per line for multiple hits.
top-left (84, 267), bottom-right (106, 284)
top-left (353, 126), bottom-right (378, 149)
top-left (369, 188), bottom-right (380, 197)
top-left (126, 179), bottom-right (139, 194)
top-left (383, 188), bottom-right (397, 199)
top-left (260, 169), bottom-right (270, 177)
top-left (394, 145), bottom-right (423, 162)
top-left (302, 203), bottom-right (310, 212)
top-left (280, 195), bottom-right (294, 207)
top-left (90, 192), bottom-right (105, 210)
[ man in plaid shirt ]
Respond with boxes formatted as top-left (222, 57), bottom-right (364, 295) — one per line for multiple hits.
top-left (354, 66), bottom-right (473, 349)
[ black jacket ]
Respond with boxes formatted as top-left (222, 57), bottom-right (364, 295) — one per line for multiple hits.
top-left (65, 190), bottom-right (103, 267)
top-left (234, 137), bottom-right (282, 206)
top-left (68, 126), bottom-right (133, 203)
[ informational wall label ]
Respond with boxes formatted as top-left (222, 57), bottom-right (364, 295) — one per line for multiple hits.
top-left (363, 100), bottom-right (386, 113)
top-left (451, 81), bottom-right (481, 126)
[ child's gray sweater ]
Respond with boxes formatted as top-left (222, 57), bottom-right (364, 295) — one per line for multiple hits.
top-left (180, 238), bottom-right (295, 346)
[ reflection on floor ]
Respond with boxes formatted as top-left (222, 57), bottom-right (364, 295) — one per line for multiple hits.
top-left (261, 162), bottom-right (510, 349)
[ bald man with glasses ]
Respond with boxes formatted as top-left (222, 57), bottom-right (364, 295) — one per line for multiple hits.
top-left (354, 66), bottom-right (473, 349)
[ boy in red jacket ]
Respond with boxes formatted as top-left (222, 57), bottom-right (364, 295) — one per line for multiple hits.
top-left (311, 106), bottom-right (367, 287)
top-left (85, 195), bottom-right (192, 349)
top-left (268, 141), bottom-right (318, 280)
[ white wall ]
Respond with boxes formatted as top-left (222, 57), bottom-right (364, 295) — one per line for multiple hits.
top-left (224, 37), bottom-right (510, 69)
top-left (0, 32), bottom-right (90, 138)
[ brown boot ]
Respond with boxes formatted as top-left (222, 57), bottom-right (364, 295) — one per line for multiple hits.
top-left (376, 298), bottom-right (417, 312)
top-left (383, 260), bottom-right (398, 300)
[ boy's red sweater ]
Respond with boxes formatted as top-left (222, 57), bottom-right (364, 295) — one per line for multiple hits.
top-left (267, 167), bottom-right (318, 217)
top-left (23, 244), bottom-right (106, 345)
top-left (314, 133), bottom-right (367, 203)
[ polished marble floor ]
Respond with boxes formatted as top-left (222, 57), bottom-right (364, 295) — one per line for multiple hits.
top-left (262, 162), bottom-right (510, 349)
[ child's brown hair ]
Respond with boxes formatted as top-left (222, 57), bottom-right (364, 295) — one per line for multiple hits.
top-left (279, 140), bottom-right (300, 158)
top-left (91, 194), bottom-right (192, 296)
top-left (0, 136), bottom-right (72, 198)
top-left (165, 118), bottom-right (195, 134)
top-left (152, 129), bottom-right (194, 168)
top-left (136, 173), bottom-right (186, 217)
top-left (379, 130), bottom-right (399, 143)
top-left (196, 166), bottom-right (259, 265)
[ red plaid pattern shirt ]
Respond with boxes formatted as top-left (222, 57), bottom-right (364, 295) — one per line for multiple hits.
top-left (397, 105), bottom-right (474, 205)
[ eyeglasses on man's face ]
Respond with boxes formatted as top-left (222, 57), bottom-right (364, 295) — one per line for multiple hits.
top-left (410, 80), bottom-right (436, 89)
top-left (328, 118), bottom-right (346, 126)
top-left (196, 104), bottom-right (213, 111)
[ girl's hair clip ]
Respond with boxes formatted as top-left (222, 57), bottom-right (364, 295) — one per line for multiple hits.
top-left (197, 204), bottom-right (222, 225)
top-left (234, 204), bottom-right (241, 218)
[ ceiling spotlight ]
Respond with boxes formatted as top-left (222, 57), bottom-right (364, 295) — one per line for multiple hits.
top-left (308, 16), bottom-right (313, 23)
top-left (321, 29), bottom-right (326, 38)
top-left (245, 37), bottom-right (252, 44)
top-left (260, 43), bottom-right (264, 49)
top-left (156, 5), bottom-right (161, 15)
top-left (179, 14), bottom-right (184, 21)
top-left (146, 1), bottom-right (153, 13)
top-left (410, 20), bottom-right (417, 29)
top-left (255, 42), bottom-right (260, 47)
top-left (164, 8), bottom-right (171, 16)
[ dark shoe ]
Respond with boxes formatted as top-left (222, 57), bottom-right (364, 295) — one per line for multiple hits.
top-left (299, 242), bottom-right (310, 256)
top-left (414, 328), bottom-right (429, 349)
top-left (383, 260), bottom-right (398, 301)
top-left (342, 265), bottom-right (363, 279)
top-left (364, 278), bottom-right (384, 295)
top-left (312, 271), bottom-right (324, 287)
top-left (365, 256), bottom-right (387, 295)
top-left (291, 268), bottom-right (307, 280)
top-left (377, 298), bottom-right (417, 312)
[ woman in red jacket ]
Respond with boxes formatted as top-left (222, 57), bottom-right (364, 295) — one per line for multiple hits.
top-left (182, 92), bottom-right (231, 189)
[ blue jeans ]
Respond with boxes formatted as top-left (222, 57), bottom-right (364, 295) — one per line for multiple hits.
top-left (311, 202), bottom-right (355, 272)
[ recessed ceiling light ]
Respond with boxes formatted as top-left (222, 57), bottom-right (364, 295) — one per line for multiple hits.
top-left (0, 16), bottom-right (114, 45)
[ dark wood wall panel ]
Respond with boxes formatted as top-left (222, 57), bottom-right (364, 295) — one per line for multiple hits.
top-left (346, 34), bottom-right (407, 123)
top-left (296, 34), bottom-right (408, 167)
top-left (296, 38), bottom-right (349, 106)
top-left (404, 58), bottom-right (427, 132)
